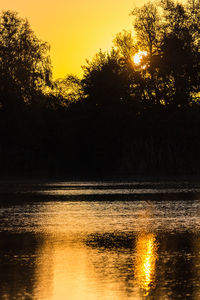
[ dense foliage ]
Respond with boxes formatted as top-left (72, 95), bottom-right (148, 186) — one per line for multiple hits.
top-left (1, 1), bottom-right (200, 178)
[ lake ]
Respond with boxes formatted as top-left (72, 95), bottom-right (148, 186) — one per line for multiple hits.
top-left (0, 181), bottom-right (200, 299)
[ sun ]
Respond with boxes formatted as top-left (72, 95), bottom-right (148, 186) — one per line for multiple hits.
top-left (133, 51), bottom-right (147, 65)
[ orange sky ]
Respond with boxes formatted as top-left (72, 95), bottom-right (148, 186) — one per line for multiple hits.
top-left (1, 0), bottom-right (145, 79)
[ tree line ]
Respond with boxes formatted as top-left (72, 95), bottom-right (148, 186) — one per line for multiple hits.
top-left (0, 0), bottom-right (200, 178)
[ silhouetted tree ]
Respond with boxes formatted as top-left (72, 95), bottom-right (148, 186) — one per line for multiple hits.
top-left (0, 11), bottom-right (52, 112)
top-left (159, 0), bottom-right (200, 107)
top-left (82, 49), bottom-right (134, 108)
top-left (129, 0), bottom-right (200, 108)
top-left (53, 75), bottom-right (84, 106)
top-left (130, 2), bottom-right (161, 57)
top-left (130, 2), bottom-right (163, 106)
top-left (113, 30), bottom-right (136, 62)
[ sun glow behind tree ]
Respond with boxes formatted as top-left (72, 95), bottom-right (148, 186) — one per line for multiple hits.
top-left (133, 51), bottom-right (147, 66)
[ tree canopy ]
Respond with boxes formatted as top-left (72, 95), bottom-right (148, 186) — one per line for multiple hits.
top-left (80, 0), bottom-right (200, 109)
top-left (1, 1), bottom-right (200, 178)
top-left (0, 10), bottom-right (52, 111)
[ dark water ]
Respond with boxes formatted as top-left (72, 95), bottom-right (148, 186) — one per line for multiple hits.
top-left (0, 181), bottom-right (200, 299)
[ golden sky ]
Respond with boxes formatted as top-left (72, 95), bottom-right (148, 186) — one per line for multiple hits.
top-left (1, 0), bottom-right (145, 79)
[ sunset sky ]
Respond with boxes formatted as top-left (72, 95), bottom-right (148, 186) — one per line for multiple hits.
top-left (1, 0), bottom-right (145, 79)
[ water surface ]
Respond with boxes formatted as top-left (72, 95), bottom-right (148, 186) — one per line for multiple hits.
top-left (0, 181), bottom-right (200, 299)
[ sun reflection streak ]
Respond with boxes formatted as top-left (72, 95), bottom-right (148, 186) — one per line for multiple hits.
top-left (134, 233), bottom-right (158, 296)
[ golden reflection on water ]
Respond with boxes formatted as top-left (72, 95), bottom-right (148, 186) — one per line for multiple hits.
top-left (33, 232), bottom-right (158, 300)
top-left (31, 202), bottom-right (159, 299)
top-left (2, 198), bottom-right (200, 299)
top-left (34, 237), bottom-right (118, 300)
top-left (134, 233), bottom-right (158, 296)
